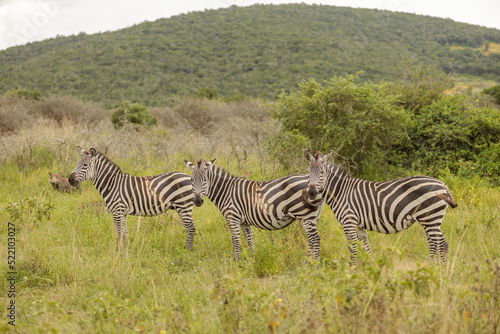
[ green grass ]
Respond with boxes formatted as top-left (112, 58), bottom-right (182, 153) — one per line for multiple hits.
top-left (1, 161), bottom-right (500, 333)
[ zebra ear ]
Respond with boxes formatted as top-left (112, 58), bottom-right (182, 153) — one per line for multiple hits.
top-left (206, 158), bottom-right (217, 168)
top-left (304, 149), bottom-right (315, 162)
top-left (184, 159), bottom-right (196, 171)
top-left (324, 150), bottom-right (334, 162)
top-left (89, 148), bottom-right (97, 157)
top-left (77, 146), bottom-right (85, 157)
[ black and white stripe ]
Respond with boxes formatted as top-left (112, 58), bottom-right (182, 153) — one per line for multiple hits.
top-left (69, 146), bottom-right (195, 250)
top-left (304, 149), bottom-right (457, 264)
top-left (184, 159), bottom-right (324, 260)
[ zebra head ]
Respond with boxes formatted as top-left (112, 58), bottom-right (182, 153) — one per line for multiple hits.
top-left (304, 149), bottom-right (333, 199)
top-left (68, 146), bottom-right (97, 186)
top-left (184, 158), bottom-right (217, 207)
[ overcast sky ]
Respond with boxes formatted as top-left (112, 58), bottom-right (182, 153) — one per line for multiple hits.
top-left (1, 0), bottom-right (499, 51)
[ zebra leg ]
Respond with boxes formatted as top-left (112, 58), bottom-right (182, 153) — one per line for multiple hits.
top-left (176, 208), bottom-right (196, 250)
top-left (122, 216), bottom-right (128, 248)
top-left (241, 224), bottom-right (255, 254)
top-left (227, 218), bottom-right (242, 260)
top-left (423, 224), bottom-right (448, 263)
top-left (343, 221), bottom-right (359, 265)
top-left (424, 227), bottom-right (437, 260)
top-left (112, 212), bottom-right (128, 251)
top-left (357, 228), bottom-right (371, 254)
top-left (300, 220), bottom-right (320, 259)
top-left (437, 234), bottom-right (449, 263)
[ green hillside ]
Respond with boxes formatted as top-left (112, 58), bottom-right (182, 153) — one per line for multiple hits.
top-left (1, 4), bottom-right (500, 106)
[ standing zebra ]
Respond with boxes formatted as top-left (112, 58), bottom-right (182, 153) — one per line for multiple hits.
top-left (184, 158), bottom-right (325, 260)
top-left (68, 146), bottom-right (196, 250)
top-left (304, 149), bottom-right (457, 264)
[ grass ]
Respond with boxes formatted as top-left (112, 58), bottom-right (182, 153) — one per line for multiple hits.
top-left (450, 42), bottom-right (500, 56)
top-left (444, 75), bottom-right (498, 95)
top-left (1, 158), bottom-right (499, 333)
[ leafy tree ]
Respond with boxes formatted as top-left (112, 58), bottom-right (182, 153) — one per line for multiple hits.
top-left (272, 74), bottom-right (410, 175)
top-left (484, 85), bottom-right (500, 105)
top-left (111, 101), bottom-right (157, 129)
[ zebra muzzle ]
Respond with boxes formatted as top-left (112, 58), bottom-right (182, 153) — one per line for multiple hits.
top-left (307, 185), bottom-right (318, 199)
top-left (193, 193), bottom-right (204, 207)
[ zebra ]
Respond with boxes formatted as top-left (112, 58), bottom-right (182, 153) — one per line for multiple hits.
top-left (68, 146), bottom-right (196, 251)
top-left (303, 149), bottom-right (457, 264)
top-left (184, 158), bottom-right (325, 260)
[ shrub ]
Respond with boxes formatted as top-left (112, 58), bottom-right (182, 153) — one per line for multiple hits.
top-left (393, 94), bottom-right (500, 183)
top-left (483, 85), bottom-right (500, 105)
top-left (111, 101), bottom-right (157, 129)
top-left (197, 87), bottom-right (218, 100)
top-left (0, 94), bottom-right (108, 133)
top-left (271, 74), bottom-right (410, 175)
top-left (6, 88), bottom-right (43, 100)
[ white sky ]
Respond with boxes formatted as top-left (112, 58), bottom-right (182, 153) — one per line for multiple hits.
top-left (1, 0), bottom-right (499, 51)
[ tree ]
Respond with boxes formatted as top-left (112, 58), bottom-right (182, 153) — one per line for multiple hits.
top-left (111, 101), bottom-right (157, 129)
top-left (395, 59), bottom-right (452, 113)
top-left (272, 74), bottom-right (410, 175)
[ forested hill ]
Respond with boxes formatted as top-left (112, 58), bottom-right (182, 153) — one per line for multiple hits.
top-left (1, 4), bottom-right (500, 106)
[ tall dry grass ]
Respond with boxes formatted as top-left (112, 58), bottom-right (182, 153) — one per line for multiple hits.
top-left (0, 95), bottom-right (289, 179)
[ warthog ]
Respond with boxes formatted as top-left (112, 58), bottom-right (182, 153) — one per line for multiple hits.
top-left (49, 172), bottom-right (81, 193)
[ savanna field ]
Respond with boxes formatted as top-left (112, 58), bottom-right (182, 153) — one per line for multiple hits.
top-left (0, 87), bottom-right (499, 334)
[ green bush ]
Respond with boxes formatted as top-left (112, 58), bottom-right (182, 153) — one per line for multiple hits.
top-left (272, 74), bottom-right (410, 175)
top-left (393, 94), bottom-right (500, 183)
top-left (111, 101), bottom-right (157, 129)
top-left (483, 85), bottom-right (500, 104)
top-left (6, 88), bottom-right (43, 100)
top-left (197, 87), bottom-right (218, 100)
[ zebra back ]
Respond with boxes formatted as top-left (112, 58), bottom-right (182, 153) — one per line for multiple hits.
top-left (321, 161), bottom-right (456, 233)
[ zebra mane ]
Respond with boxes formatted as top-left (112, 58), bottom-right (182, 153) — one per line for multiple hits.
top-left (95, 150), bottom-right (122, 173)
top-left (325, 161), bottom-right (352, 178)
top-left (211, 164), bottom-right (242, 181)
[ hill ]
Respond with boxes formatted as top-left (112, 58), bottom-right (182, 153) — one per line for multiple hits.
top-left (1, 4), bottom-right (500, 106)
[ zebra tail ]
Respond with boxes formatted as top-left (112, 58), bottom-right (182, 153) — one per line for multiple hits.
top-left (301, 188), bottom-right (322, 210)
top-left (436, 192), bottom-right (458, 209)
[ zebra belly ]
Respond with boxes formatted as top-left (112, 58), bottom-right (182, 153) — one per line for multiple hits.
top-left (244, 214), bottom-right (295, 230)
top-left (356, 208), bottom-right (398, 234)
top-left (239, 201), bottom-right (295, 230)
top-left (357, 205), bottom-right (422, 234)
top-left (126, 202), bottom-right (172, 216)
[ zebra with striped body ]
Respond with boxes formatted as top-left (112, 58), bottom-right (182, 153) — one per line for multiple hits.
top-left (184, 158), bottom-right (325, 260)
top-left (68, 146), bottom-right (196, 250)
top-left (304, 149), bottom-right (457, 264)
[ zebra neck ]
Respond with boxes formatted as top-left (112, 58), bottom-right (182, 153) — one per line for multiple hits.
top-left (91, 155), bottom-right (122, 194)
top-left (206, 166), bottom-right (237, 207)
top-left (323, 164), bottom-right (351, 203)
